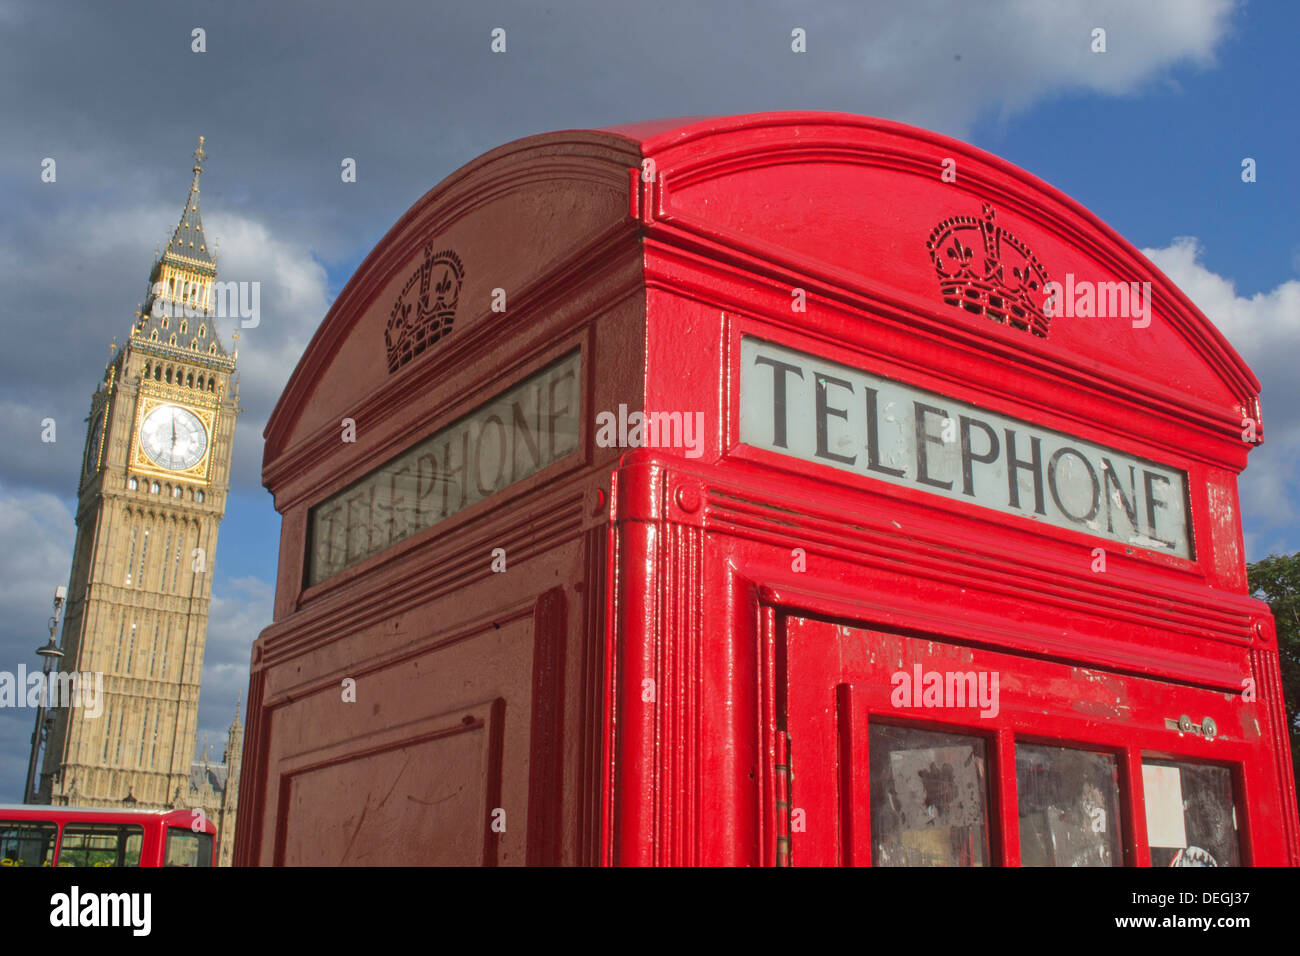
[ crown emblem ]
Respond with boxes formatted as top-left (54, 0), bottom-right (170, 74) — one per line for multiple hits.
top-left (926, 204), bottom-right (1051, 338)
top-left (385, 244), bottom-right (465, 373)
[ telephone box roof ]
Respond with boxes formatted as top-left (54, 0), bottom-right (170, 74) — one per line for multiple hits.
top-left (264, 112), bottom-right (1261, 474)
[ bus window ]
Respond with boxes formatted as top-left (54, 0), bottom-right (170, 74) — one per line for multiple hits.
top-left (1142, 759), bottom-right (1241, 867)
top-left (0, 820), bottom-right (58, 867)
top-left (164, 827), bottom-right (214, 867)
top-left (58, 824), bottom-right (144, 867)
top-left (1016, 743), bottom-right (1123, 867)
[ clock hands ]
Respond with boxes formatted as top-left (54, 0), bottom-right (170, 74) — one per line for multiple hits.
top-left (143, 406), bottom-right (204, 470)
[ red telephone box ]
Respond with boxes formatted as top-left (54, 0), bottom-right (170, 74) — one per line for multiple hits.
top-left (235, 112), bottom-right (1299, 866)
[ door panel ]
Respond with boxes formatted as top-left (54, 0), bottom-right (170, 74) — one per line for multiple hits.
top-left (784, 616), bottom-right (1258, 866)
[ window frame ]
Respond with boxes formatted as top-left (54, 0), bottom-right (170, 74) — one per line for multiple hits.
top-left (163, 826), bottom-right (214, 867)
top-left (784, 615), bottom-right (1256, 866)
top-left (0, 819), bottom-right (59, 867)
top-left (54, 822), bottom-right (146, 868)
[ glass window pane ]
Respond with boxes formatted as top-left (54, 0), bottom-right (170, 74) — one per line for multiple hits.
top-left (58, 824), bottom-right (144, 867)
top-left (165, 827), bottom-right (213, 867)
top-left (1142, 759), bottom-right (1240, 867)
top-left (1016, 743), bottom-right (1123, 866)
top-left (869, 723), bottom-right (990, 866)
top-left (0, 821), bottom-right (58, 867)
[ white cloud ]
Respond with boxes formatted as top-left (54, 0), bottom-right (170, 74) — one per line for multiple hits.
top-left (819, 0), bottom-right (1236, 134)
top-left (1143, 238), bottom-right (1300, 553)
top-left (0, 487), bottom-right (75, 801)
top-left (202, 213), bottom-right (332, 488)
top-left (192, 574), bottom-right (274, 762)
top-left (0, 486), bottom-right (75, 626)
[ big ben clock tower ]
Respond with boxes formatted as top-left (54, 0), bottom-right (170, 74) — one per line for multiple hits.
top-left (34, 138), bottom-right (241, 810)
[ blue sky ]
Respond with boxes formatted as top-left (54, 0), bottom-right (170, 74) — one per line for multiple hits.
top-left (1, 0), bottom-right (1296, 800)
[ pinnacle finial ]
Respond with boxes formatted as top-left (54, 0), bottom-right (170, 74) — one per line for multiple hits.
top-left (194, 135), bottom-right (205, 174)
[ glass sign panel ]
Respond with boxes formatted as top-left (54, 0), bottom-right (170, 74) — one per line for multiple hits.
top-left (307, 350), bottom-right (580, 586)
top-left (740, 336), bottom-right (1192, 559)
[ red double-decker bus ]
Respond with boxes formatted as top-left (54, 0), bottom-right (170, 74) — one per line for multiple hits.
top-left (0, 806), bottom-right (216, 867)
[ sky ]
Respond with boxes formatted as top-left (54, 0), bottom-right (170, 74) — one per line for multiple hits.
top-left (0, 0), bottom-right (1297, 801)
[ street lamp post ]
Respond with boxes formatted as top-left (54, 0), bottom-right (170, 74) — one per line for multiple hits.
top-left (24, 586), bottom-right (67, 804)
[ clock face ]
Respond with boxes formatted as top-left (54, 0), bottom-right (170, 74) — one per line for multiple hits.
top-left (84, 411), bottom-right (105, 475)
top-left (139, 404), bottom-right (208, 471)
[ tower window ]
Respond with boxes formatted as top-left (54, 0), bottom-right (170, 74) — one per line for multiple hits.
top-left (128, 477), bottom-right (138, 490)
top-left (199, 324), bottom-right (206, 338)
top-left (161, 316), bottom-right (169, 330)
top-left (196, 490), bottom-right (205, 503)
top-left (160, 617), bottom-right (171, 673)
top-left (169, 334), bottom-right (177, 346)
top-left (155, 366), bottom-right (162, 381)
top-left (165, 367), bottom-right (172, 383)
top-left (138, 528), bottom-right (149, 586)
top-left (138, 702), bottom-right (149, 764)
top-left (113, 615), bottom-right (126, 672)
top-left (180, 319), bottom-right (188, 334)
top-left (190, 339), bottom-right (199, 350)
top-left (173, 486), bottom-right (182, 498)
top-left (208, 378), bottom-right (215, 391)
top-left (186, 372), bottom-right (194, 387)
top-left (150, 481), bottom-right (160, 494)
top-left (124, 527), bottom-right (137, 585)
top-left (150, 329), bottom-right (159, 341)
top-left (150, 618), bottom-right (161, 679)
top-left (209, 344), bottom-right (217, 355)
top-left (160, 530), bottom-right (172, 590)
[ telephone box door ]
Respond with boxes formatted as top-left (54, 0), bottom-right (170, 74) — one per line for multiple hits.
top-left (784, 615), bottom-right (1267, 866)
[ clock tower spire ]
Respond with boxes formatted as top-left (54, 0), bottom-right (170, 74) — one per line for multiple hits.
top-left (32, 137), bottom-right (241, 816)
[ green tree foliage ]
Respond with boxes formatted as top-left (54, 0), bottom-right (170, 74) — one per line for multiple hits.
top-left (1246, 553), bottom-right (1300, 796)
